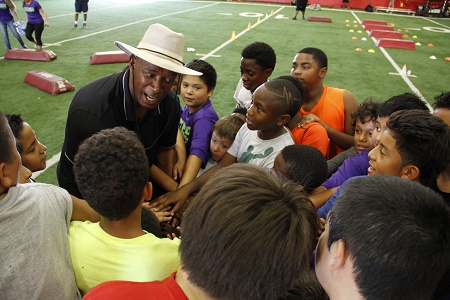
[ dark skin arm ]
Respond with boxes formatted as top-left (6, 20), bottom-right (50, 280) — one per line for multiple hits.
top-left (299, 90), bottom-right (358, 150)
top-left (149, 152), bottom-right (238, 214)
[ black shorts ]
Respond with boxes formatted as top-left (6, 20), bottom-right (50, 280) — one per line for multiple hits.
top-left (296, 0), bottom-right (308, 11)
top-left (75, 1), bottom-right (88, 13)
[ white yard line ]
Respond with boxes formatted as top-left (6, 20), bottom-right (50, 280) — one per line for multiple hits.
top-left (351, 11), bottom-right (432, 111)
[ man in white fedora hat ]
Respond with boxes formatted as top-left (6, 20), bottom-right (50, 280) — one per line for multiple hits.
top-left (57, 23), bottom-right (201, 198)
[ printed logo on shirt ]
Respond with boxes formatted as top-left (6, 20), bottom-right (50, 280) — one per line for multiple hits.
top-left (240, 145), bottom-right (274, 163)
top-left (0, 4), bottom-right (7, 8)
top-left (24, 7), bottom-right (35, 12)
top-left (179, 119), bottom-right (190, 142)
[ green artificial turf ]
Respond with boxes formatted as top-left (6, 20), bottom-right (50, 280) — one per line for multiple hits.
top-left (1, 0), bottom-right (449, 185)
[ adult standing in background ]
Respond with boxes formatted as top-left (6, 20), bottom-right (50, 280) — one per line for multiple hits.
top-left (57, 23), bottom-right (201, 199)
top-left (22, 0), bottom-right (48, 51)
top-left (74, 0), bottom-right (88, 28)
top-left (293, 0), bottom-right (308, 20)
top-left (0, 0), bottom-right (27, 49)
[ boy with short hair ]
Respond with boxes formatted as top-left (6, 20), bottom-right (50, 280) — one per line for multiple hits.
top-left (85, 164), bottom-right (319, 300)
top-left (367, 109), bottom-right (449, 184)
top-left (197, 114), bottom-right (244, 176)
top-left (69, 127), bottom-right (180, 296)
top-left (0, 111), bottom-right (98, 299)
top-left (152, 76), bottom-right (304, 213)
top-left (272, 144), bottom-right (327, 193)
top-left (234, 41), bottom-right (276, 109)
top-left (317, 109), bottom-right (450, 218)
top-left (311, 93), bottom-right (429, 207)
top-left (6, 113), bottom-right (47, 172)
top-left (291, 47), bottom-right (358, 158)
top-left (178, 59), bottom-right (219, 187)
top-left (316, 175), bottom-right (450, 300)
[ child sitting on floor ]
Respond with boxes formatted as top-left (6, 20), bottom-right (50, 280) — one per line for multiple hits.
top-left (69, 127), bottom-right (180, 296)
top-left (178, 59), bottom-right (219, 187)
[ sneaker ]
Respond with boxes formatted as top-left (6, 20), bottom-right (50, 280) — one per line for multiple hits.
top-left (74, 23), bottom-right (77, 28)
top-left (22, 45), bottom-right (28, 49)
top-left (293, 17), bottom-right (297, 20)
top-left (83, 23), bottom-right (86, 28)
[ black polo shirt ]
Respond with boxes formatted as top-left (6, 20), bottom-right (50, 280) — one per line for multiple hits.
top-left (57, 69), bottom-right (180, 198)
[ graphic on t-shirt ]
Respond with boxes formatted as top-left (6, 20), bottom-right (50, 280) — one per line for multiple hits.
top-left (179, 119), bottom-right (190, 142)
top-left (24, 7), bottom-right (35, 12)
top-left (240, 145), bottom-right (273, 163)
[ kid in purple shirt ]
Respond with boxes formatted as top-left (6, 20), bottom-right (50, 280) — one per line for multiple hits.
top-left (178, 59), bottom-right (219, 188)
top-left (22, 0), bottom-right (48, 50)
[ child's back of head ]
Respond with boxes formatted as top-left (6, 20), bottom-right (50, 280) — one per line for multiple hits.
top-left (73, 127), bottom-right (149, 220)
top-left (320, 175), bottom-right (450, 300)
top-left (180, 164), bottom-right (318, 299)
top-left (273, 144), bottom-right (327, 192)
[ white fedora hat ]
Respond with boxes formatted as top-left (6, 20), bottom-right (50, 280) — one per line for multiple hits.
top-left (115, 23), bottom-right (201, 76)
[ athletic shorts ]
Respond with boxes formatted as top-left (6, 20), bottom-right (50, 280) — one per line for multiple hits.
top-left (75, 1), bottom-right (88, 13)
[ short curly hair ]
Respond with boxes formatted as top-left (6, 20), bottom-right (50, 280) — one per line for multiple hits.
top-left (241, 42), bottom-right (276, 71)
top-left (280, 144), bottom-right (327, 192)
top-left (433, 91), bottom-right (450, 109)
top-left (73, 127), bottom-right (149, 220)
top-left (351, 99), bottom-right (380, 128)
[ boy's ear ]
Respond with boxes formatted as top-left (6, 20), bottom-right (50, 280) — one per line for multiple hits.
top-left (400, 165), bottom-right (420, 182)
top-left (319, 67), bottom-right (328, 79)
top-left (208, 87), bottom-right (215, 98)
top-left (0, 162), bottom-right (14, 189)
top-left (265, 68), bottom-right (274, 79)
top-left (277, 114), bottom-right (291, 126)
top-left (142, 182), bottom-right (153, 202)
top-left (330, 239), bottom-right (348, 271)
